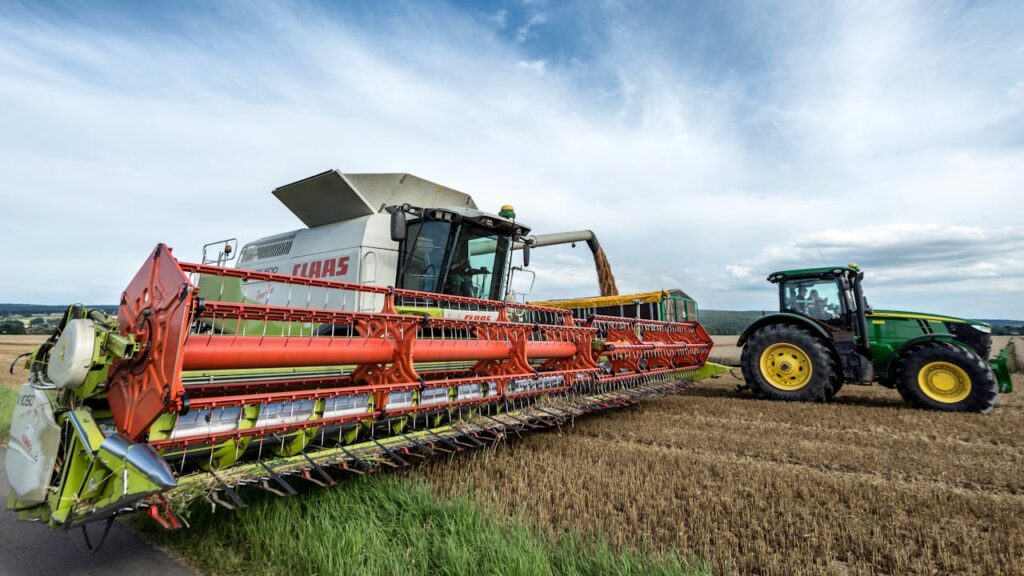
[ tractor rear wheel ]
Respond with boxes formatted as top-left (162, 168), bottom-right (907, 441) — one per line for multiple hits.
top-left (895, 342), bottom-right (997, 413)
top-left (741, 324), bottom-right (838, 402)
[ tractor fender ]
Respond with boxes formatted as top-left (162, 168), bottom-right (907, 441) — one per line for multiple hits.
top-left (738, 313), bottom-right (834, 347)
top-left (737, 313), bottom-right (843, 368)
top-left (883, 334), bottom-right (960, 380)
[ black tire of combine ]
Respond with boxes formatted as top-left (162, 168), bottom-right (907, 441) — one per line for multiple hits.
top-left (740, 324), bottom-right (838, 403)
top-left (894, 342), bottom-right (998, 413)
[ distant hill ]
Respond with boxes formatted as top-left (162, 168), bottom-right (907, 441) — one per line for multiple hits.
top-left (699, 310), bottom-right (767, 335)
top-left (981, 319), bottom-right (1024, 336)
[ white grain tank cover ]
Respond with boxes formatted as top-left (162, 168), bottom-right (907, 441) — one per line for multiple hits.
top-left (271, 170), bottom-right (478, 227)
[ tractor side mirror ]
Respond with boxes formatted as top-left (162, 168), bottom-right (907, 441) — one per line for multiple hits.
top-left (522, 241), bottom-right (531, 268)
top-left (390, 209), bottom-right (407, 242)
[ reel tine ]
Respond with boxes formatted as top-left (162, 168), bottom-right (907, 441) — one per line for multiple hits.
top-left (401, 433), bottom-right (444, 456)
top-left (210, 489), bottom-right (245, 511)
top-left (208, 470), bottom-right (248, 510)
top-left (339, 446), bottom-right (374, 473)
top-left (301, 452), bottom-right (336, 486)
top-left (370, 438), bottom-right (410, 467)
top-left (425, 429), bottom-right (460, 453)
top-left (456, 431), bottom-right (486, 448)
top-left (259, 462), bottom-right (298, 497)
top-left (481, 413), bottom-right (521, 436)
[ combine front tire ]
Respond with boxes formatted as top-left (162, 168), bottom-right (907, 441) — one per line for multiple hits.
top-left (741, 324), bottom-right (837, 402)
top-left (895, 343), bottom-right (997, 413)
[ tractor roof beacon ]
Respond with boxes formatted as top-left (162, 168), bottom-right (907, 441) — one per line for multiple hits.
top-left (737, 264), bottom-right (1011, 413)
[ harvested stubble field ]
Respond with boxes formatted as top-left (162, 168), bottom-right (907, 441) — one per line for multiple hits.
top-left (421, 366), bottom-right (1024, 575)
top-left (0, 335), bottom-right (47, 388)
top-left (0, 336), bottom-right (47, 437)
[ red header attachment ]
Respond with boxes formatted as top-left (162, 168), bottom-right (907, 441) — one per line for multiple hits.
top-left (108, 244), bottom-right (194, 441)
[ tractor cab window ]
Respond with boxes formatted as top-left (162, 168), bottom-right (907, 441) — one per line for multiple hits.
top-left (442, 225), bottom-right (510, 300)
top-left (782, 278), bottom-right (845, 326)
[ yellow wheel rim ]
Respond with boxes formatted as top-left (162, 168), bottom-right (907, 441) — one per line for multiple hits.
top-left (918, 361), bottom-right (971, 403)
top-left (759, 343), bottom-right (813, 390)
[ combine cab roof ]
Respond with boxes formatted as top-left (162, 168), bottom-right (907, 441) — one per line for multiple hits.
top-left (273, 170), bottom-right (478, 228)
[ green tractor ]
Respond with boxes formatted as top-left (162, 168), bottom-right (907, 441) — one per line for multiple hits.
top-left (738, 264), bottom-right (1013, 413)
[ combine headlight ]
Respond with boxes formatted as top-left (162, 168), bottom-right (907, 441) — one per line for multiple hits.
top-left (972, 324), bottom-right (991, 334)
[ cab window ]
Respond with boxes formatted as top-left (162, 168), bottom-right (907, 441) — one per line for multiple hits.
top-left (782, 279), bottom-right (844, 325)
top-left (397, 220), bottom-right (451, 292)
top-left (442, 226), bottom-right (509, 300)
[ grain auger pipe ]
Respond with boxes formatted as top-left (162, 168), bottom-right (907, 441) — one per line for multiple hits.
top-left (515, 230), bottom-right (620, 297)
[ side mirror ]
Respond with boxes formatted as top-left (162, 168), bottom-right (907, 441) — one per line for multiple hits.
top-left (522, 242), bottom-right (531, 268)
top-left (390, 209), bottom-right (407, 242)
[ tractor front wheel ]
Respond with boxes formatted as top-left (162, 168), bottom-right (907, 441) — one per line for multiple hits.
top-left (895, 343), bottom-right (997, 413)
top-left (741, 324), bottom-right (838, 402)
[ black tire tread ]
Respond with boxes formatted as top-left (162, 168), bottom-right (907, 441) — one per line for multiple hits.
top-left (893, 342), bottom-right (998, 414)
top-left (740, 324), bottom-right (839, 403)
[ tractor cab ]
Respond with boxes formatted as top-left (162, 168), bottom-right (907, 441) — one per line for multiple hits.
top-left (767, 265), bottom-right (874, 382)
top-left (771, 267), bottom-right (869, 341)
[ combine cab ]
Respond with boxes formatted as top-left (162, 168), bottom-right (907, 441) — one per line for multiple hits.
top-left (5, 171), bottom-right (713, 533)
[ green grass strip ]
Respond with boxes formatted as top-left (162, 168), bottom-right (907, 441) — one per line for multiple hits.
top-left (0, 387), bottom-right (17, 441)
top-left (141, 475), bottom-right (708, 576)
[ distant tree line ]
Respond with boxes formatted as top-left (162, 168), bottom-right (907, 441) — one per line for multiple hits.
top-left (0, 320), bottom-right (26, 335)
top-left (0, 304), bottom-right (119, 315)
top-left (698, 310), bottom-right (767, 335)
top-left (986, 321), bottom-right (1023, 336)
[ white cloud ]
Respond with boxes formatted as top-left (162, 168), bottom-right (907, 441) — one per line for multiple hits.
top-left (517, 59), bottom-right (547, 74)
top-left (515, 12), bottom-right (548, 43)
top-left (0, 2), bottom-right (1021, 319)
top-left (722, 223), bottom-right (1024, 317)
top-left (725, 265), bottom-right (752, 280)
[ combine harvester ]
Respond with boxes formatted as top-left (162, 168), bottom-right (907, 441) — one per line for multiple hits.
top-left (5, 171), bottom-right (712, 538)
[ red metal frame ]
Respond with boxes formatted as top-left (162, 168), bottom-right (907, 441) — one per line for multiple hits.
top-left (108, 244), bottom-right (194, 440)
top-left (107, 245), bottom-right (712, 448)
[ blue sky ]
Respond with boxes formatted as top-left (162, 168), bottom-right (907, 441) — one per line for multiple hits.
top-left (1, 1), bottom-right (1023, 318)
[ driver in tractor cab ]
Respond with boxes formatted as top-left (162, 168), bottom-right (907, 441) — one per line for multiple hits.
top-left (791, 286), bottom-right (812, 315)
top-left (807, 289), bottom-right (827, 320)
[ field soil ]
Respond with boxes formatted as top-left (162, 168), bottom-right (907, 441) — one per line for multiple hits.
top-left (0, 336), bottom-right (47, 390)
top-left (422, 344), bottom-right (1024, 575)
